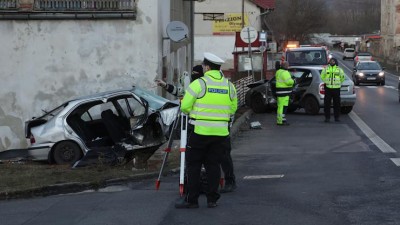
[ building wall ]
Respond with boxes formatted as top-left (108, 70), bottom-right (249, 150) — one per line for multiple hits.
top-left (380, 0), bottom-right (400, 64)
top-left (194, 0), bottom-right (262, 69)
top-left (0, 0), bottom-right (192, 151)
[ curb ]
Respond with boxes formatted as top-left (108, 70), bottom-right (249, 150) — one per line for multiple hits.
top-left (0, 109), bottom-right (254, 201)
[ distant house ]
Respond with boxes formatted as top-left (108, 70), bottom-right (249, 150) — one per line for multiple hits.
top-left (194, 0), bottom-right (275, 70)
top-left (0, 0), bottom-right (194, 151)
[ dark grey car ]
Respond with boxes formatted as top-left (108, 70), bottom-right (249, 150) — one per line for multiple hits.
top-left (352, 61), bottom-right (385, 86)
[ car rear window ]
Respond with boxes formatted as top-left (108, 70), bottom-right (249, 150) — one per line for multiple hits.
top-left (345, 49), bottom-right (354, 52)
top-left (286, 49), bottom-right (328, 66)
top-left (357, 52), bottom-right (371, 56)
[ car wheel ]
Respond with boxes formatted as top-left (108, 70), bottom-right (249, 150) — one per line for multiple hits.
top-left (52, 141), bottom-right (83, 165)
top-left (340, 106), bottom-right (353, 114)
top-left (303, 96), bottom-right (319, 115)
top-left (251, 94), bottom-right (267, 113)
top-left (354, 79), bottom-right (359, 86)
top-left (381, 80), bottom-right (385, 86)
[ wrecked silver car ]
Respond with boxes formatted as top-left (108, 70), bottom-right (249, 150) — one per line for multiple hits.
top-left (24, 86), bottom-right (179, 165)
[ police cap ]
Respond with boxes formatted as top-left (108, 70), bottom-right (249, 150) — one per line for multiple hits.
top-left (203, 52), bottom-right (225, 66)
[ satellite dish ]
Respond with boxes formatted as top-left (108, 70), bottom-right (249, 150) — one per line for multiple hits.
top-left (166, 21), bottom-right (189, 42)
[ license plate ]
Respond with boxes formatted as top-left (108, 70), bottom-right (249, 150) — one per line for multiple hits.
top-left (367, 77), bottom-right (376, 80)
top-left (340, 87), bottom-right (348, 91)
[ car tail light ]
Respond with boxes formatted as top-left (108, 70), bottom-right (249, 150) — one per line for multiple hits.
top-left (30, 134), bottom-right (35, 144)
top-left (319, 83), bottom-right (325, 95)
top-left (355, 56), bottom-right (358, 61)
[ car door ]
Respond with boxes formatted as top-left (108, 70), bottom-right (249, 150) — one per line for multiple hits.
top-left (289, 68), bottom-right (313, 105)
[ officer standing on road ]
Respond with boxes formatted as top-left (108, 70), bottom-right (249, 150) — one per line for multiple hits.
top-left (156, 63), bottom-right (238, 194)
top-left (175, 52), bottom-right (238, 209)
top-left (320, 57), bottom-right (345, 122)
top-left (275, 61), bottom-right (294, 126)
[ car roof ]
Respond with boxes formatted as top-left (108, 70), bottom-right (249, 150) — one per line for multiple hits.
top-left (356, 52), bottom-right (372, 56)
top-left (286, 47), bottom-right (326, 51)
top-left (72, 88), bottom-right (134, 101)
top-left (289, 65), bottom-right (326, 70)
top-left (357, 60), bottom-right (378, 64)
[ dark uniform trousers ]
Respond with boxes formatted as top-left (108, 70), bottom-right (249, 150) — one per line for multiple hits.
top-left (185, 130), bottom-right (229, 204)
top-left (324, 87), bottom-right (341, 120)
top-left (220, 136), bottom-right (235, 185)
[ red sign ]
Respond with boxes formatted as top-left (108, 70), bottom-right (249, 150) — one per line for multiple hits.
top-left (235, 32), bottom-right (261, 48)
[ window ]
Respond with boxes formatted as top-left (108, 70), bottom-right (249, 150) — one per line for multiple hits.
top-left (0, 0), bottom-right (137, 20)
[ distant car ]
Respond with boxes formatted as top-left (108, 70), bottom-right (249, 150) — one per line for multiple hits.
top-left (354, 52), bottom-right (373, 66)
top-left (343, 48), bottom-right (355, 60)
top-left (24, 86), bottom-right (179, 165)
top-left (245, 66), bottom-right (356, 115)
top-left (352, 61), bottom-right (385, 86)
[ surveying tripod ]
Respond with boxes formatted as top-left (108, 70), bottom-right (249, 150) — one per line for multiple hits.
top-left (155, 106), bottom-right (187, 196)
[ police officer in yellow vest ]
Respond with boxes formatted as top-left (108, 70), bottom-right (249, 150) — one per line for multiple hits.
top-left (275, 61), bottom-right (294, 125)
top-left (320, 57), bottom-right (345, 122)
top-left (175, 52), bottom-right (238, 209)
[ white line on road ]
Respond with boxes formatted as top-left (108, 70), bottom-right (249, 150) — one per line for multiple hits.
top-left (349, 111), bottom-right (397, 153)
top-left (390, 158), bottom-right (400, 167)
top-left (243, 175), bottom-right (285, 180)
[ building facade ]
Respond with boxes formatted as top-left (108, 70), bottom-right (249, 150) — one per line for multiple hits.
top-left (194, 0), bottom-right (275, 70)
top-left (0, 0), bottom-right (193, 152)
top-left (380, 0), bottom-right (400, 65)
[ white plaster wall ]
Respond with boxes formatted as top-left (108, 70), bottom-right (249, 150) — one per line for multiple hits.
top-left (194, 0), bottom-right (262, 69)
top-left (0, 0), bottom-right (191, 151)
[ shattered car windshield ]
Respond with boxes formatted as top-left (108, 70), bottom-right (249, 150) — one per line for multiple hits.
top-left (132, 86), bottom-right (169, 110)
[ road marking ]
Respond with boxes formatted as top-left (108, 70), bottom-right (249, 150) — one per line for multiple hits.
top-left (349, 111), bottom-right (397, 153)
top-left (390, 158), bottom-right (400, 167)
top-left (244, 175), bottom-right (284, 180)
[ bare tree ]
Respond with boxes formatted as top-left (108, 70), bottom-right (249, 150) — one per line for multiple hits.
top-left (263, 0), bottom-right (380, 45)
top-left (263, 0), bottom-right (327, 44)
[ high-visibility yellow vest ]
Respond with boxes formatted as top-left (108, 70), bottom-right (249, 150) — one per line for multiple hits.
top-left (275, 69), bottom-right (294, 96)
top-left (181, 70), bottom-right (238, 136)
top-left (321, 65), bottom-right (345, 88)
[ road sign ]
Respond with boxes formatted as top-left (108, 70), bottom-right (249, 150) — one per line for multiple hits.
top-left (240, 26), bottom-right (258, 44)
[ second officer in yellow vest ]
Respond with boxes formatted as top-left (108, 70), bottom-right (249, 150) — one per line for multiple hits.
top-left (175, 52), bottom-right (238, 209)
top-left (275, 61), bottom-right (294, 125)
top-left (320, 57), bottom-right (345, 122)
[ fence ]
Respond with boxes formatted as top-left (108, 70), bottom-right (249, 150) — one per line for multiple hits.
top-left (233, 76), bottom-right (253, 107)
top-left (0, 0), bottom-right (135, 10)
top-left (34, 0), bottom-right (134, 11)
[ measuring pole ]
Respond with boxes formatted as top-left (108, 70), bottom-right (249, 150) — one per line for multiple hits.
top-left (179, 111), bottom-right (188, 196)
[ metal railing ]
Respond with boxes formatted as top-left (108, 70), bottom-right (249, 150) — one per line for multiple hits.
top-left (34, 0), bottom-right (135, 11)
top-left (233, 76), bottom-right (253, 107)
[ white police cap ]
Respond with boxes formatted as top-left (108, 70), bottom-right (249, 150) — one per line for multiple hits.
top-left (203, 52), bottom-right (225, 65)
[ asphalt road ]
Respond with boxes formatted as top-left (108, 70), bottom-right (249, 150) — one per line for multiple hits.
top-left (2, 106), bottom-right (400, 224)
